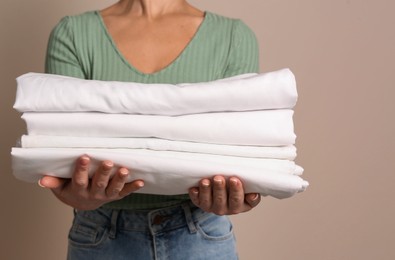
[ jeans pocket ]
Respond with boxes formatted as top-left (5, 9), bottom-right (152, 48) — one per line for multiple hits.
top-left (196, 214), bottom-right (234, 241)
top-left (68, 212), bottom-right (109, 248)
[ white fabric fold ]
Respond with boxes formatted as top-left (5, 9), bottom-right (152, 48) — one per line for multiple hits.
top-left (14, 68), bottom-right (297, 115)
top-left (12, 147), bottom-right (307, 199)
top-left (20, 135), bottom-right (297, 160)
top-left (22, 110), bottom-right (296, 146)
top-left (12, 69), bottom-right (308, 198)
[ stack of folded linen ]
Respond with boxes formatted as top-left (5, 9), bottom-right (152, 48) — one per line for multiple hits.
top-left (11, 68), bottom-right (308, 199)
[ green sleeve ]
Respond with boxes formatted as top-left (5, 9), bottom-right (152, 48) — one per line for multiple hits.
top-left (223, 20), bottom-right (260, 77)
top-left (45, 17), bottom-right (85, 79)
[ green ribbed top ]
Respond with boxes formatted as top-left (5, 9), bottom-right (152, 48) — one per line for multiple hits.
top-left (45, 10), bottom-right (259, 209)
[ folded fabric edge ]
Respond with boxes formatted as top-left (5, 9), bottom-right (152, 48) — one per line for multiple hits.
top-left (11, 147), bottom-right (307, 199)
top-left (20, 135), bottom-right (298, 160)
top-left (14, 69), bottom-right (297, 114)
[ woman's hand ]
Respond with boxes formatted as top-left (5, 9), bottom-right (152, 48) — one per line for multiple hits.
top-left (188, 175), bottom-right (261, 215)
top-left (38, 155), bottom-right (144, 210)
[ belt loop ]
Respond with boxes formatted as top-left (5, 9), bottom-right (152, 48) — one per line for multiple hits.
top-left (109, 209), bottom-right (120, 239)
top-left (182, 202), bottom-right (197, 234)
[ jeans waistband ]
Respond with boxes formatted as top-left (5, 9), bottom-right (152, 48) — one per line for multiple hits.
top-left (75, 201), bottom-right (209, 236)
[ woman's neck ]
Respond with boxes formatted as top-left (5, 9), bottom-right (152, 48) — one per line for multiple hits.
top-left (104, 0), bottom-right (198, 19)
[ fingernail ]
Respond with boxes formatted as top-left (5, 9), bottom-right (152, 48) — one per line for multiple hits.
top-left (251, 193), bottom-right (259, 201)
top-left (214, 176), bottom-right (223, 185)
top-left (190, 188), bottom-right (199, 195)
top-left (119, 168), bottom-right (129, 176)
top-left (80, 156), bottom-right (90, 165)
top-left (230, 177), bottom-right (238, 186)
top-left (137, 181), bottom-right (145, 188)
top-left (38, 179), bottom-right (45, 188)
top-left (103, 161), bottom-right (114, 167)
top-left (202, 179), bottom-right (210, 187)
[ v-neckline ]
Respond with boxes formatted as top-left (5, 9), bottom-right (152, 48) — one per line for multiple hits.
top-left (94, 11), bottom-right (209, 76)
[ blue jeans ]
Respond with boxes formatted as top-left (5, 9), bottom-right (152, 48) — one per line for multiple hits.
top-left (67, 201), bottom-right (238, 260)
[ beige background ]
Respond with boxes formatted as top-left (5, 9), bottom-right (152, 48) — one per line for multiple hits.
top-left (1, 0), bottom-right (394, 259)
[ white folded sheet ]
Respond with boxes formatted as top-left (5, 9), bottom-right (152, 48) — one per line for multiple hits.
top-left (20, 135), bottom-right (297, 160)
top-left (14, 69), bottom-right (297, 115)
top-left (22, 110), bottom-right (296, 146)
top-left (11, 147), bottom-right (307, 199)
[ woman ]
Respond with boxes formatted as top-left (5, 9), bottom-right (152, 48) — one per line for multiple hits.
top-left (39, 0), bottom-right (261, 259)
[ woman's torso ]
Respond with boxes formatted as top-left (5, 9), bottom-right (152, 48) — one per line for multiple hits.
top-left (45, 10), bottom-right (259, 209)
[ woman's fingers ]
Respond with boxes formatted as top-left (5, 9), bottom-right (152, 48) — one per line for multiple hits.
top-left (189, 175), bottom-right (262, 215)
top-left (90, 160), bottom-right (113, 195)
top-left (198, 178), bottom-right (213, 211)
top-left (188, 187), bottom-right (200, 206)
top-left (39, 175), bottom-right (67, 190)
top-left (119, 179), bottom-right (145, 197)
top-left (72, 155), bottom-right (90, 190)
top-left (211, 176), bottom-right (227, 215)
top-left (245, 193), bottom-right (261, 208)
top-left (227, 177), bottom-right (246, 214)
top-left (38, 155), bottom-right (145, 210)
top-left (105, 167), bottom-right (129, 198)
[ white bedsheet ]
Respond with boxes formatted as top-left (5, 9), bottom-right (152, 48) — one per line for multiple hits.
top-left (12, 147), bottom-right (307, 199)
top-left (14, 69), bottom-right (297, 115)
top-left (12, 69), bottom-right (308, 198)
top-left (20, 135), bottom-right (297, 160)
top-left (22, 110), bottom-right (296, 146)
